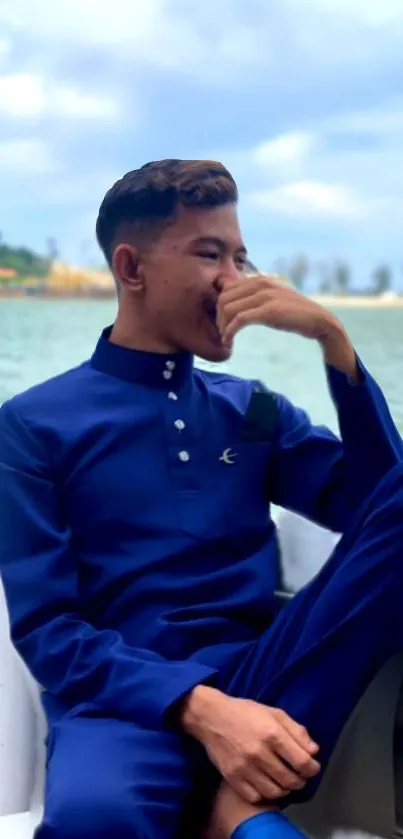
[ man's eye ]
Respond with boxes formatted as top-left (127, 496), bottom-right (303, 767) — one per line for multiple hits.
top-left (198, 251), bottom-right (219, 260)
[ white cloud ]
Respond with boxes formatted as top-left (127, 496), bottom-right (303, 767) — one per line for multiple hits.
top-left (315, 101), bottom-right (403, 196)
top-left (0, 0), bottom-right (275, 82)
top-left (1, 0), bottom-right (402, 101)
top-left (275, 0), bottom-right (403, 72)
top-left (247, 180), bottom-right (365, 219)
top-left (227, 94), bottom-right (403, 230)
top-left (0, 139), bottom-right (56, 176)
top-left (40, 170), bottom-right (121, 207)
top-left (288, 0), bottom-right (403, 27)
top-left (0, 0), bottom-right (162, 49)
top-left (0, 72), bottom-right (119, 120)
top-left (324, 102), bottom-right (403, 138)
top-left (253, 132), bottom-right (318, 167)
top-left (0, 0), bottom-right (402, 270)
top-left (51, 87), bottom-right (119, 120)
top-left (1, 0), bottom-right (402, 99)
top-left (0, 37), bottom-right (9, 61)
top-left (0, 73), bottom-right (45, 117)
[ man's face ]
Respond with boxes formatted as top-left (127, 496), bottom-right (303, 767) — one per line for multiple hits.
top-left (135, 204), bottom-right (247, 362)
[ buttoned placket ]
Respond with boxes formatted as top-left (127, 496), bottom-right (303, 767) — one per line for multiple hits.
top-left (161, 359), bottom-right (191, 469)
top-left (161, 358), bottom-right (220, 539)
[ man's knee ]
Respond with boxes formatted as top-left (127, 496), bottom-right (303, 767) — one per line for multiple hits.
top-left (352, 459), bottom-right (403, 533)
top-left (40, 788), bottom-right (140, 839)
top-left (374, 461), bottom-right (403, 503)
top-left (38, 717), bottom-right (195, 839)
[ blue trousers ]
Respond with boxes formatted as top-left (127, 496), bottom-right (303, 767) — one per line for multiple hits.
top-left (36, 463), bottom-right (403, 839)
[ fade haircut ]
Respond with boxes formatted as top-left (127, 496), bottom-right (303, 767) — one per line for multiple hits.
top-left (96, 159), bottom-right (238, 267)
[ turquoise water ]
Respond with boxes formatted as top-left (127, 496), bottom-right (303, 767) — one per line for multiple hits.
top-left (0, 299), bottom-right (402, 839)
top-left (1, 299), bottom-right (403, 435)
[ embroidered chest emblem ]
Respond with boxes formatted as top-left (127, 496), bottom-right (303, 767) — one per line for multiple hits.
top-left (219, 448), bottom-right (237, 465)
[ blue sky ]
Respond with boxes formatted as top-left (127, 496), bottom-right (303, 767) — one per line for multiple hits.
top-left (1, 0), bottom-right (403, 286)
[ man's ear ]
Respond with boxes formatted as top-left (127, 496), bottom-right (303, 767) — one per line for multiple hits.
top-left (112, 244), bottom-right (144, 293)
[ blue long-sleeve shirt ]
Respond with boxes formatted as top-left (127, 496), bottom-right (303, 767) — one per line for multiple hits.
top-left (0, 326), bottom-right (402, 730)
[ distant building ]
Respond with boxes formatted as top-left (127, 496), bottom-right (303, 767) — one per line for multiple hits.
top-left (0, 267), bottom-right (17, 279)
top-left (379, 290), bottom-right (400, 300)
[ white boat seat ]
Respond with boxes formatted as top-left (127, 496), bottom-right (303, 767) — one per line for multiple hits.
top-left (0, 508), bottom-right (402, 839)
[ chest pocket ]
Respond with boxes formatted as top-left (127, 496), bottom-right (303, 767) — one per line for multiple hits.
top-left (218, 441), bottom-right (272, 532)
top-left (218, 386), bottom-right (279, 532)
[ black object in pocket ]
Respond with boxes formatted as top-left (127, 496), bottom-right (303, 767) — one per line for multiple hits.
top-left (241, 385), bottom-right (278, 443)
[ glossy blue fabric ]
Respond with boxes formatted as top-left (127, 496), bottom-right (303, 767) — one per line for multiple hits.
top-left (1, 325), bottom-right (403, 838)
top-left (232, 812), bottom-right (306, 839)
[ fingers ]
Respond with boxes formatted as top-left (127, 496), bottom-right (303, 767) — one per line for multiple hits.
top-left (255, 753), bottom-right (307, 793)
top-left (217, 292), bottom-right (268, 330)
top-left (232, 717), bottom-right (318, 804)
top-left (236, 779), bottom-right (266, 804)
top-left (235, 774), bottom-right (288, 804)
top-left (277, 710), bottom-right (319, 756)
top-left (219, 273), bottom-right (284, 303)
top-left (219, 280), bottom-right (270, 307)
top-left (219, 304), bottom-right (268, 344)
top-left (248, 770), bottom-right (290, 801)
top-left (274, 733), bottom-right (321, 781)
top-left (217, 283), bottom-right (274, 321)
top-left (216, 275), bottom-right (294, 344)
top-left (262, 710), bottom-right (320, 783)
top-left (234, 759), bottom-right (305, 805)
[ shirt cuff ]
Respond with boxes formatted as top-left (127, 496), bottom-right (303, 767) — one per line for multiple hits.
top-left (326, 353), bottom-right (368, 394)
top-left (147, 662), bottom-right (218, 727)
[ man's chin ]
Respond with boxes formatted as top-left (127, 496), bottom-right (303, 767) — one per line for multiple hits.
top-left (198, 340), bottom-right (233, 364)
top-left (189, 321), bottom-right (233, 363)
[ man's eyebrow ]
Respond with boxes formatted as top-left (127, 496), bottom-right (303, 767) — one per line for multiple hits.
top-left (192, 236), bottom-right (247, 255)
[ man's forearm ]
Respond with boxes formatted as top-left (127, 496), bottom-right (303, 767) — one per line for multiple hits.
top-left (179, 683), bottom-right (321, 807)
top-left (179, 684), bottom-right (226, 739)
top-left (319, 319), bottom-right (359, 382)
top-left (323, 329), bottom-right (403, 508)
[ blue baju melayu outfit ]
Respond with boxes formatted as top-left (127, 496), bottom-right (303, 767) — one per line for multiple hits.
top-left (1, 326), bottom-right (403, 838)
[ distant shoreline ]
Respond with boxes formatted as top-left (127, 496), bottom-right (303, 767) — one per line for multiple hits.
top-left (1, 289), bottom-right (403, 308)
top-left (311, 294), bottom-right (403, 308)
top-left (0, 289), bottom-right (115, 301)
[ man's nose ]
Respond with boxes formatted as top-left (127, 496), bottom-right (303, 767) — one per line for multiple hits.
top-left (214, 260), bottom-right (241, 292)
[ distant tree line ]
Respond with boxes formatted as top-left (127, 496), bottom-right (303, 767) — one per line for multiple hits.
top-left (0, 233), bottom-right (59, 279)
top-left (271, 254), bottom-right (396, 295)
top-left (0, 230), bottom-right (399, 296)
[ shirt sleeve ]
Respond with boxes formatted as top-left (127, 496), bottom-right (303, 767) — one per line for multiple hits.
top-left (268, 355), bottom-right (403, 532)
top-left (0, 400), bottom-right (216, 729)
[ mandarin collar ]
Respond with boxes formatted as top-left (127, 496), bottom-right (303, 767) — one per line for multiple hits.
top-left (90, 326), bottom-right (194, 389)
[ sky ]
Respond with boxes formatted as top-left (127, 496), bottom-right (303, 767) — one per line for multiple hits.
top-left (1, 0), bottom-right (403, 286)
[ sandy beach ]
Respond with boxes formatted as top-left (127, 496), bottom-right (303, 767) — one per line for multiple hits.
top-left (2, 288), bottom-right (403, 307)
top-left (311, 294), bottom-right (403, 308)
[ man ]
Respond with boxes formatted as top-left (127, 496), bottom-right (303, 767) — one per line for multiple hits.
top-left (1, 159), bottom-right (403, 839)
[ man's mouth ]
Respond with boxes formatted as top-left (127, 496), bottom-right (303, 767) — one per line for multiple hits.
top-left (203, 297), bottom-right (218, 323)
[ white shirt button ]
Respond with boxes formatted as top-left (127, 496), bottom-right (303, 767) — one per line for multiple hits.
top-left (174, 419), bottom-right (185, 431)
top-left (178, 450), bottom-right (190, 462)
top-left (168, 391), bottom-right (178, 401)
top-left (166, 360), bottom-right (176, 371)
top-left (163, 370), bottom-right (172, 380)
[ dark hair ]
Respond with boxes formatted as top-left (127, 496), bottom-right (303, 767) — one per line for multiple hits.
top-left (96, 159), bottom-right (238, 266)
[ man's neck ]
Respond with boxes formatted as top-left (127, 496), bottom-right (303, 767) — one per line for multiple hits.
top-left (110, 311), bottom-right (178, 356)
